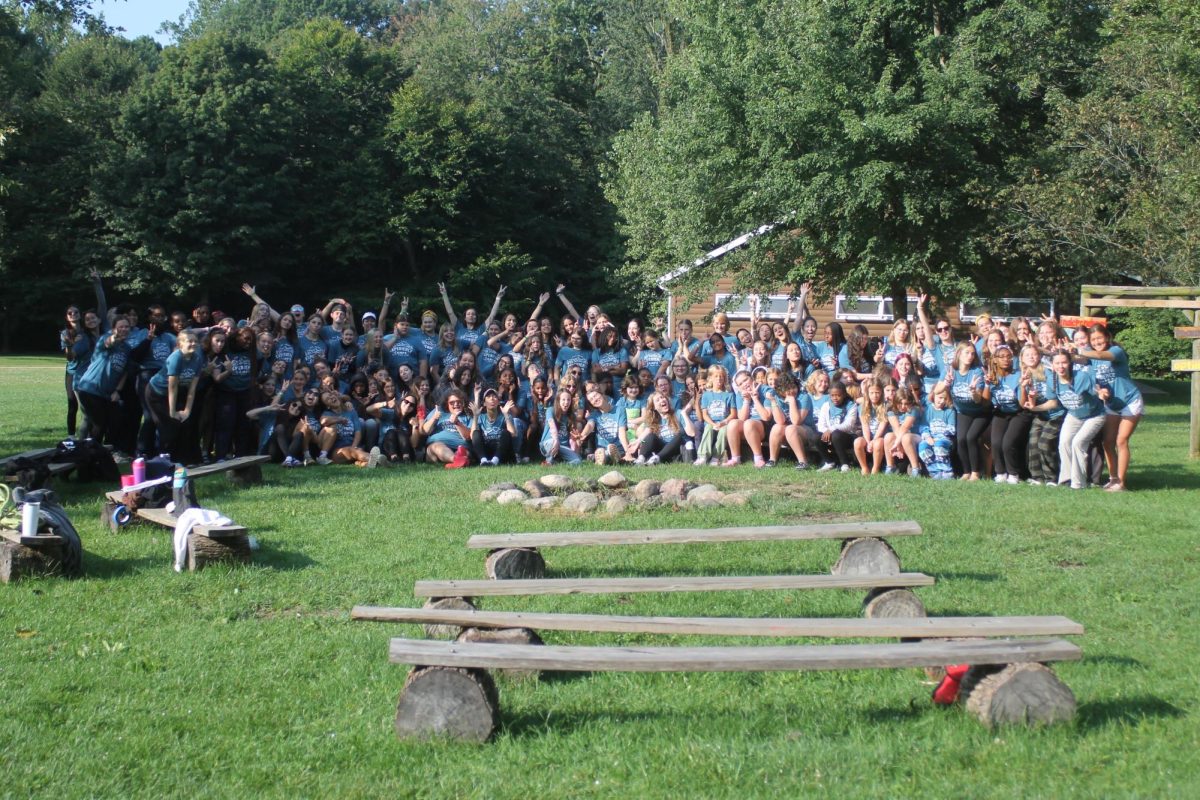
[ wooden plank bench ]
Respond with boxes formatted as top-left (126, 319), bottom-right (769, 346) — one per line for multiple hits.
top-left (466, 521), bottom-right (922, 581)
top-left (103, 503), bottom-right (250, 571)
top-left (352, 605), bottom-right (1085, 639)
top-left (413, 572), bottom-right (935, 620)
top-left (1, 527), bottom-right (76, 583)
top-left (1, 447), bottom-right (76, 487)
top-left (385, 636), bottom-right (1082, 741)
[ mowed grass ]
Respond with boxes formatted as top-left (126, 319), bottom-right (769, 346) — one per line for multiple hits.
top-left (2, 355), bottom-right (1198, 799)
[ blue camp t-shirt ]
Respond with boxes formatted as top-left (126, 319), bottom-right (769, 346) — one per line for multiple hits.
top-left (299, 336), bottom-right (327, 366)
top-left (75, 336), bottom-right (131, 397)
top-left (990, 371), bottom-right (1023, 414)
top-left (922, 405), bottom-right (957, 439)
top-left (475, 412), bottom-right (507, 443)
top-left (1047, 370), bottom-right (1104, 420)
top-left (223, 351), bottom-right (254, 392)
top-left (637, 347), bottom-right (669, 377)
top-left (589, 409), bottom-right (623, 448)
top-left (813, 342), bottom-right (850, 376)
top-left (700, 390), bottom-right (734, 424)
top-left (1090, 345), bottom-right (1141, 412)
top-left (149, 350), bottom-right (206, 395)
top-left (948, 367), bottom-right (988, 416)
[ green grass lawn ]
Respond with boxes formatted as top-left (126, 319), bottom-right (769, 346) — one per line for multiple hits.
top-left (2, 356), bottom-right (1199, 798)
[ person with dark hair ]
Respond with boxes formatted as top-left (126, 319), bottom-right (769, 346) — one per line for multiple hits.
top-left (945, 341), bottom-right (991, 481)
top-left (814, 321), bottom-right (850, 377)
top-left (1039, 349), bottom-right (1106, 489)
top-left (470, 389), bottom-right (517, 465)
top-left (1074, 325), bottom-right (1143, 492)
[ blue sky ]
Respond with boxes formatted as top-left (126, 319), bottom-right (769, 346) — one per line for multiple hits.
top-left (93, 0), bottom-right (193, 44)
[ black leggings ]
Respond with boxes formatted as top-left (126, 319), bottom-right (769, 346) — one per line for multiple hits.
top-left (991, 411), bottom-right (1033, 477)
top-left (638, 433), bottom-right (684, 462)
top-left (213, 388), bottom-right (254, 459)
top-left (956, 410), bottom-right (992, 475)
top-left (65, 371), bottom-right (79, 437)
top-left (144, 382), bottom-right (200, 464)
top-left (471, 428), bottom-right (515, 463)
top-left (382, 425), bottom-right (416, 462)
top-left (77, 390), bottom-right (115, 443)
top-left (272, 418), bottom-right (306, 461)
top-left (820, 430), bottom-right (856, 467)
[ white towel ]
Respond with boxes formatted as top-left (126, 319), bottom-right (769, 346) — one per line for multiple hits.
top-left (173, 507), bottom-right (233, 572)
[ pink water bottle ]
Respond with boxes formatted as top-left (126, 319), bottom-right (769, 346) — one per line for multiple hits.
top-left (132, 457), bottom-right (146, 485)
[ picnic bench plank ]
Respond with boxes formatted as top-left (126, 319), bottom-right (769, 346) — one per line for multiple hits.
top-left (134, 507), bottom-right (247, 538)
top-left (414, 573), bottom-right (936, 598)
top-left (467, 521), bottom-right (922, 550)
top-left (352, 606), bottom-right (1084, 638)
top-left (185, 455), bottom-right (269, 479)
top-left (388, 637), bottom-right (1081, 672)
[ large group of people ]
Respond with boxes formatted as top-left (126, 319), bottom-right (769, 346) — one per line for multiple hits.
top-left (60, 276), bottom-right (1144, 490)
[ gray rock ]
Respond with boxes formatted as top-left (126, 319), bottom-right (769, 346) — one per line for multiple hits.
top-left (479, 489), bottom-right (501, 502)
top-left (496, 489), bottom-right (528, 506)
top-left (689, 492), bottom-right (725, 509)
top-left (523, 496), bottom-right (561, 510)
top-left (598, 470), bottom-right (629, 489)
top-left (488, 482), bottom-right (520, 493)
top-left (640, 495), bottom-right (664, 509)
top-left (523, 479), bottom-right (551, 499)
top-left (562, 491), bottom-right (600, 513)
top-left (720, 492), bottom-right (751, 508)
top-left (540, 474), bottom-right (574, 491)
top-left (605, 495), bottom-right (629, 514)
top-left (631, 479), bottom-right (661, 501)
top-left (659, 477), bottom-right (691, 504)
top-left (687, 483), bottom-right (720, 502)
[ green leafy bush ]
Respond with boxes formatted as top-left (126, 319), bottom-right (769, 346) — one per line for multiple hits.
top-left (1104, 307), bottom-right (1192, 378)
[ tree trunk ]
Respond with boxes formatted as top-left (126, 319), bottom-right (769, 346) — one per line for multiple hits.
top-left (421, 597), bottom-right (478, 640)
top-left (187, 532), bottom-right (251, 571)
top-left (485, 547), bottom-right (545, 580)
top-left (832, 537), bottom-right (901, 576)
top-left (862, 587), bottom-right (926, 619)
top-left (457, 627), bottom-right (544, 682)
top-left (1, 540), bottom-right (65, 583)
top-left (965, 662), bottom-right (1076, 726)
top-left (395, 666), bottom-right (499, 743)
top-left (891, 281), bottom-right (909, 322)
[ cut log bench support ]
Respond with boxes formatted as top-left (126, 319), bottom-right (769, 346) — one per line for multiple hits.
top-left (469, 521), bottom-right (921, 584)
top-left (382, 636), bottom-right (1082, 742)
top-left (1, 530), bottom-right (75, 583)
top-left (100, 489), bottom-right (251, 571)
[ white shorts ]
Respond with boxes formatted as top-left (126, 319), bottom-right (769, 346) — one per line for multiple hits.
top-left (1106, 395), bottom-right (1144, 418)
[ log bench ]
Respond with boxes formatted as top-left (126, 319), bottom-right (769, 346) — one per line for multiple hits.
top-left (101, 454), bottom-right (268, 533)
top-left (1, 447), bottom-right (77, 487)
top-left (384, 635), bottom-right (1083, 741)
top-left (0, 527), bottom-right (77, 583)
top-left (466, 521), bottom-right (922, 582)
top-left (413, 572), bottom-right (936, 621)
top-left (100, 501), bottom-right (250, 571)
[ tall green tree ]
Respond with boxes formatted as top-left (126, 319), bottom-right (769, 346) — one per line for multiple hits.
top-left (164, 0), bottom-right (399, 44)
top-left (608, 0), bottom-right (1105, 313)
top-left (1006, 0), bottom-right (1200, 288)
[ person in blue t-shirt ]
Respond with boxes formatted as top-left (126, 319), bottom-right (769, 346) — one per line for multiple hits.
top-left (144, 330), bottom-right (205, 463)
top-left (632, 391), bottom-right (696, 464)
top-left (768, 370), bottom-right (815, 469)
top-left (1075, 325), bottom-right (1144, 492)
top-left (318, 391), bottom-right (374, 466)
top-left (987, 345), bottom-right (1027, 483)
top-left (439, 282), bottom-right (505, 351)
top-left (591, 325), bottom-right (630, 396)
top-left (469, 389), bottom-right (518, 465)
top-left (75, 317), bottom-right (133, 447)
top-left (918, 383), bottom-right (957, 479)
top-left (945, 341), bottom-right (991, 480)
top-left (813, 322), bottom-right (851, 377)
top-left (299, 314), bottom-right (329, 367)
top-left (554, 328), bottom-right (593, 383)
top-left (700, 332), bottom-right (739, 376)
top-left (727, 368), bottom-right (772, 467)
top-left (634, 329), bottom-right (670, 378)
top-left (1018, 343), bottom-right (1063, 485)
top-left (1035, 350), bottom-right (1105, 489)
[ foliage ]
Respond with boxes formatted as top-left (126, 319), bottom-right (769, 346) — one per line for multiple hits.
top-left (1005, 0), bottom-right (1200, 288)
top-left (1105, 306), bottom-right (1193, 378)
top-left (608, 1), bottom-right (1107, 312)
top-left (162, 0), bottom-right (400, 43)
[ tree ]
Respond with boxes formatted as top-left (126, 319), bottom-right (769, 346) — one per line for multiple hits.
top-left (608, 0), bottom-right (1106, 313)
top-left (163, 0), bottom-right (399, 44)
top-left (1005, 0), bottom-right (1200, 288)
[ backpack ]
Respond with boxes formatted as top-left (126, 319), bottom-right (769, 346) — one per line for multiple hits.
top-left (54, 438), bottom-right (119, 483)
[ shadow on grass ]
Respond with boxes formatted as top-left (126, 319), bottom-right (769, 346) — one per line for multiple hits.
top-left (920, 571), bottom-right (1002, 583)
top-left (1081, 653), bottom-right (1145, 669)
top-left (1076, 696), bottom-right (1185, 730)
top-left (1128, 468), bottom-right (1200, 491)
top-left (255, 545), bottom-right (317, 571)
top-left (82, 552), bottom-right (163, 579)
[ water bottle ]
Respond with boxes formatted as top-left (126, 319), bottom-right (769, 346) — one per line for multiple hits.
top-left (172, 465), bottom-right (192, 514)
top-left (132, 457), bottom-right (146, 485)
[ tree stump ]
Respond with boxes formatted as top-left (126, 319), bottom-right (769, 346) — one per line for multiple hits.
top-left (964, 662), bottom-right (1076, 727)
top-left (101, 500), bottom-right (134, 532)
top-left (395, 666), bottom-right (500, 743)
top-left (421, 597), bottom-right (478, 640)
top-left (485, 547), bottom-right (545, 580)
top-left (186, 533), bottom-right (252, 571)
top-left (862, 587), bottom-right (926, 619)
top-left (227, 464), bottom-right (263, 488)
top-left (832, 537), bottom-right (900, 576)
top-left (1, 540), bottom-right (66, 583)
top-left (457, 627), bottom-right (544, 682)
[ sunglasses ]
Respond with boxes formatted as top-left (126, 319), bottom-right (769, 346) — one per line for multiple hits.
top-left (935, 326), bottom-right (950, 332)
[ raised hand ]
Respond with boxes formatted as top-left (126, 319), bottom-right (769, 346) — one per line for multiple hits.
top-left (437, 282), bottom-right (448, 296)
top-left (241, 283), bottom-right (255, 297)
top-left (497, 285), bottom-right (507, 298)
top-left (88, 266), bottom-right (101, 280)
top-left (800, 281), bottom-right (812, 295)
top-left (383, 288), bottom-right (395, 302)
top-left (538, 292), bottom-right (550, 304)
top-left (556, 283), bottom-right (566, 294)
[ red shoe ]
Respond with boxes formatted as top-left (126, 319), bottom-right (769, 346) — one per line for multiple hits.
top-left (445, 445), bottom-right (470, 469)
top-left (932, 664), bottom-right (971, 705)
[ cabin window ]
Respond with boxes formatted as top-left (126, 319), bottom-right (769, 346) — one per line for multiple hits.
top-left (959, 298), bottom-right (1055, 323)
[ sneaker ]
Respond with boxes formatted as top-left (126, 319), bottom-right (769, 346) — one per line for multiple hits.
top-left (646, 453), bottom-right (660, 466)
top-left (303, 455), bottom-right (315, 467)
top-left (281, 456), bottom-right (296, 468)
top-left (634, 454), bottom-right (646, 465)
top-left (909, 467), bottom-right (921, 478)
top-left (818, 462), bottom-right (836, 472)
top-left (315, 454), bottom-right (332, 466)
top-left (1105, 482), bottom-right (1126, 492)
top-left (490, 456), bottom-right (501, 466)
top-left (839, 464), bottom-right (852, 473)
top-left (764, 460), bottom-right (776, 468)
top-left (445, 445), bottom-right (470, 469)
top-left (607, 445), bottom-right (620, 464)
top-left (753, 455), bottom-right (765, 468)
top-left (722, 457), bottom-right (741, 467)
top-left (1006, 474), bottom-right (1020, 485)
top-left (1045, 481), bottom-right (1058, 488)
top-left (883, 466), bottom-right (896, 475)
top-left (693, 457), bottom-right (706, 466)
top-left (1027, 478), bottom-right (1041, 486)
top-left (709, 458), bottom-right (721, 467)
top-left (795, 462), bottom-right (809, 471)
top-left (480, 458), bottom-right (490, 467)
top-left (519, 456), bottom-right (530, 464)
top-left (367, 447), bottom-right (382, 469)
top-left (993, 473), bottom-right (1008, 483)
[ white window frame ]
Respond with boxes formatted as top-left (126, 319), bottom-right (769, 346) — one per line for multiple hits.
top-left (958, 298), bottom-right (1056, 324)
top-left (714, 293), bottom-right (794, 321)
top-left (834, 294), bottom-right (920, 323)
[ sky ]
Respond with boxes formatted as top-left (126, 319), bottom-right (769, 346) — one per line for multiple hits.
top-left (92, 0), bottom-right (193, 44)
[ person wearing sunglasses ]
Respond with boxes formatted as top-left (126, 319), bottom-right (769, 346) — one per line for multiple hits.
top-left (422, 389), bottom-right (473, 468)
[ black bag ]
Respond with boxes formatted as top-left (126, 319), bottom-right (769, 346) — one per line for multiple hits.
top-left (7, 456), bottom-right (51, 490)
top-left (54, 438), bottom-right (119, 484)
